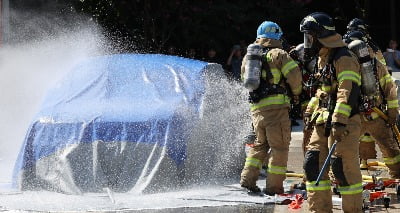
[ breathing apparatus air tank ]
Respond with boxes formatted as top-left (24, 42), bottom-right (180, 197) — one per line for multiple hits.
top-left (243, 44), bottom-right (263, 91)
top-left (348, 40), bottom-right (376, 96)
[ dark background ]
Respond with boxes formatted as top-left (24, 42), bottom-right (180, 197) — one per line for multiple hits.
top-left (7, 0), bottom-right (400, 59)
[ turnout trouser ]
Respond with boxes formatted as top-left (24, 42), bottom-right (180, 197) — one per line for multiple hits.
top-left (361, 116), bottom-right (400, 178)
top-left (359, 133), bottom-right (377, 159)
top-left (304, 115), bottom-right (362, 213)
top-left (240, 108), bottom-right (291, 194)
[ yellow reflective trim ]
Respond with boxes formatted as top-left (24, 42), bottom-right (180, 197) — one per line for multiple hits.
top-left (245, 162), bottom-right (261, 169)
top-left (306, 180), bottom-right (331, 191)
top-left (380, 74), bottom-right (393, 87)
top-left (268, 164), bottom-right (286, 169)
top-left (379, 76), bottom-right (385, 87)
top-left (388, 99), bottom-right (399, 109)
top-left (308, 97), bottom-right (319, 108)
top-left (379, 58), bottom-right (387, 65)
top-left (261, 69), bottom-right (267, 80)
top-left (266, 52), bottom-right (272, 62)
top-left (334, 102), bottom-right (352, 117)
top-left (245, 157), bottom-right (262, 169)
top-left (359, 135), bottom-right (375, 142)
top-left (250, 94), bottom-right (290, 111)
top-left (371, 112), bottom-right (380, 119)
top-left (267, 169), bottom-right (286, 175)
top-left (270, 68), bottom-right (281, 84)
top-left (267, 164), bottom-right (287, 175)
top-left (282, 60), bottom-right (298, 77)
top-left (337, 70), bottom-right (361, 85)
top-left (316, 116), bottom-right (324, 123)
top-left (338, 182), bottom-right (363, 195)
top-left (321, 85), bottom-right (332, 92)
top-left (315, 111), bottom-right (330, 123)
top-left (383, 154), bottom-right (400, 165)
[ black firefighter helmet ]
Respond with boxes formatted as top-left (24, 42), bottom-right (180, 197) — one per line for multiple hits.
top-left (347, 18), bottom-right (368, 33)
top-left (299, 12), bottom-right (338, 61)
top-left (343, 30), bottom-right (368, 45)
top-left (300, 12), bottom-right (336, 38)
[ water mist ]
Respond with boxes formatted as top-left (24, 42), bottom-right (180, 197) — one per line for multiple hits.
top-left (0, 8), bottom-right (107, 185)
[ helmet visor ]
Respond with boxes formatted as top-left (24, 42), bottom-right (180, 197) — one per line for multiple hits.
top-left (303, 33), bottom-right (319, 62)
top-left (304, 33), bottom-right (314, 48)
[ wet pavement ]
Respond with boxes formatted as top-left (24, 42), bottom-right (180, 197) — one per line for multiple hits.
top-left (123, 205), bottom-right (275, 213)
top-left (1, 121), bottom-right (400, 212)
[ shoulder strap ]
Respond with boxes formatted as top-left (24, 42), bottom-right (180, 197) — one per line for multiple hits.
top-left (261, 48), bottom-right (273, 82)
top-left (329, 46), bottom-right (350, 64)
top-left (327, 46), bottom-right (352, 82)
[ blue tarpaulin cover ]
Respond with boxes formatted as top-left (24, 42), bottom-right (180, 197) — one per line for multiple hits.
top-left (13, 54), bottom-right (210, 194)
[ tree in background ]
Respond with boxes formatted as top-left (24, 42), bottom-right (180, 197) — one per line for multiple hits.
top-left (70, 0), bottom-right (308, 55)
top-left (8, 0), bottom-right (398, 56)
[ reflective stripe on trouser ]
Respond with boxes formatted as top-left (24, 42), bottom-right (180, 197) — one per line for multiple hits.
top-left (244, 157), bottom-right (262, 169)
top-left (359, 133), bottom-right (377, 159)
top-left (241, 107), bottom-right (290, 194)
top-left (306, 115), bottom-right (362, 213)
top-left (384, 154), bottom-right (400, 165)
top-left (361, 117), bottom-right (400, 178)
top-left (338, 183), bottom-right (363, 195)
top-left (306, 180), bottom-right (333, 213)
top-left (267, 164), bottom-right (286, 175)
top-left (306, 180), bottom-right (331, 191)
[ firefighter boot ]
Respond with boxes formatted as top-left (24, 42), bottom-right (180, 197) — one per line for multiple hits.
top-left (240, 166), bottom-right (261, 192)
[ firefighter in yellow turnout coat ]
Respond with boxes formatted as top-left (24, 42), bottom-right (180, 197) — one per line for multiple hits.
top-left (301, 13), bottom-right (363, 212)
top-left (239, 21), bottom-right (302, 194)
top-left (343, 31), bottom-right (400, 178)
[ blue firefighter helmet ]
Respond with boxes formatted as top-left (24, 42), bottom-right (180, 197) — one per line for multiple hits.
top-left (256, 21), bottom-right (283, 40)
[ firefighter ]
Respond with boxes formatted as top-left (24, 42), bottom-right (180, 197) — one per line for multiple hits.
top-left (300, 12), bottom-right (363, 212)
top-left (346, 20), bottom-right (388, 169)
top-left (240, 21), bottom-right (302, 194)
top-left (343, 31), bottom-right (400, 178)
top-left (289, 43), bottom-right (319, 154)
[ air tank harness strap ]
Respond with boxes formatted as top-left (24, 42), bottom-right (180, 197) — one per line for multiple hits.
top-left (248, 84), bottom-right (286, 104)
top-left (247, 54), bottom-right (262, 61)
top-left (248, 48), bottom-right (286, 104)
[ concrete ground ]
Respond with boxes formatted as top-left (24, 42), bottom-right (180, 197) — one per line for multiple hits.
top-left (117, 123), bottom-right (400, 213)
top-left (121, 124), bottom-right (400, 213)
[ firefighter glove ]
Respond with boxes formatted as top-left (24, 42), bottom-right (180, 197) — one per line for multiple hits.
top-left (316, 89), bottom-right (328, 100)
top-left (332, 122), bottom-right (348, 142)
top-left (387, 108), bottom-right (399, 125)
